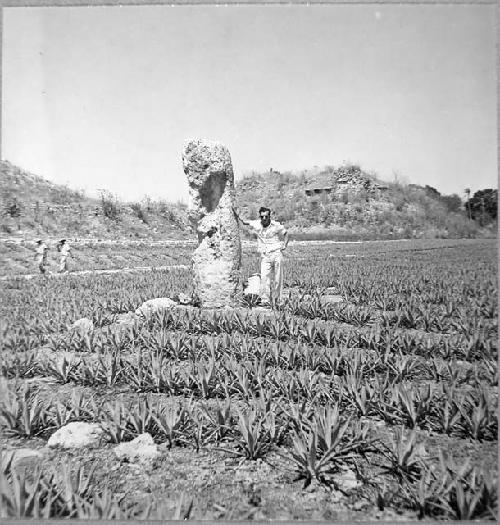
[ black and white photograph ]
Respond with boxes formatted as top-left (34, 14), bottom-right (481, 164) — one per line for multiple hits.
top-left (0, 1), bottom-right (497, 521)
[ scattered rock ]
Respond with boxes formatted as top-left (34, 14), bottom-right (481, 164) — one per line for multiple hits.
top-left (352, 500), bottom-right (367, 511)
top-left (360, 416), bottom-right (386, 428)
top-left (36, 348), bottom-right (81, 367)
top-left (3, 448), bottom-right (44, 470)
top-left (320, 294), bottom-right (344, 305)
top-left (47, 422), bottom-right (104, 449)
top-left (114, 433), bottom-right (159, 463)
top-left (71, 317), bottom-right (94, 334)
top-left (176, 292), bottom-right (192, 305)
top-left (114, 311), bottom-right (138, 326)
top-left (135, 298), bottom-right (177, 317)
top-left (335, 468), bottom-right (361, 491)
top-left (243, 274), bottom-right (261, 296)
top-left (115, 311), bottom-right (137, 323)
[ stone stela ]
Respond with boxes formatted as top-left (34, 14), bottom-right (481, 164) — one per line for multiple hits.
top-left (182, 139), bottom-right (242, 308)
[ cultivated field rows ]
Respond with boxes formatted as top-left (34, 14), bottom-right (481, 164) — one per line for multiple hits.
top-left (0, 239), bottom-right (497, 520)
top-left (0, 237), bottom-right (488, 277)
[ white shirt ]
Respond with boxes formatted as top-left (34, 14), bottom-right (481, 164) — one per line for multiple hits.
top-left (36, 243), bottom-right (48, 258)
top-left (248, 220), bottom-right (287, 254)
top-left (60, 244), bottom-right (71, 257)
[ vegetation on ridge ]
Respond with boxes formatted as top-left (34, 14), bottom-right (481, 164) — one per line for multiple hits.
top-left (0, 161), bottom-right (189, 240)
top-left (1, 159), bottom-right (495, 241)
top-left (235, 164), bottom-right (493, 240)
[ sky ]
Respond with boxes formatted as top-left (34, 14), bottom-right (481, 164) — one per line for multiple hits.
top-left (2, 4), bottom-right (497, 203)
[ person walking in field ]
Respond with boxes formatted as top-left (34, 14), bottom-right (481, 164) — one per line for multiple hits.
top-left (57, 239), bottom-right (72, 273)
top-left (34, 239), bottom-right (49, 274)
top-left (234, 206), bottom-right (289, 306)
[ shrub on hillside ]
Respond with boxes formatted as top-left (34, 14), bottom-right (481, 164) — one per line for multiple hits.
top-left (3, 197), bottom-right (22, 219)
top-left (156, 200), bottom-right (188, 230)
top-left (130, 202), bottom-right (149, 224)
top-left (99, 190), bottom-right (120, 221)
top-left (441, 194), bottom-right (462, 213)
top-left (444, 213), bottom-right (480, 238)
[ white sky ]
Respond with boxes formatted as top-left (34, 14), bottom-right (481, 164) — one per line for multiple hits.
top-left (2, 4), bottom-right (497, 203)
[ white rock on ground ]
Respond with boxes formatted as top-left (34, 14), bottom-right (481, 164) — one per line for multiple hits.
top-left (47, 422), bottom-right (104, 449)
top-left (113, 312), bottom-right (137, 325)
top-left (243, 274), bottom-right (261, 296)
top-left (320, 294), bottom-right (344, 305)
top-left (101, 312), bottom-right (140, 335)
top-left (3, 448), bottom-right (45, 470)
top-left (114, 433), bottom-right (159, 463)
top-left (176, 292), bottom-right (192, 305)
top-left (135, 298), bottom-right (177, 317)
top-left (336, 468), bottom-right (361, 491)
top-left (71, 317), bottom-right (94, 333)
top-left (36, 348), bottom-right (82, 367)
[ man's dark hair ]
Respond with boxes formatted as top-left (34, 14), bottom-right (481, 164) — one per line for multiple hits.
top-left (259, 207), bottom-right (271, 216)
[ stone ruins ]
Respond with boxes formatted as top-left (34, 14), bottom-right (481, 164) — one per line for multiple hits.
top-left (182, 139), bottom-right (242, 308)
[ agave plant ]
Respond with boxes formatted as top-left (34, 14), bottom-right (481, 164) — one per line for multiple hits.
top-left (0, 466), bottom-right (61, 518)
top-left (401, 463), bottom-right (452, 519)
top-left (459, 388), bottom-right (496, 441)
top-left (436, 451), bottom-right (498, 520)
top-left (0, 351), bottom-right (37, 379)
top-left (152, 402), bottom-right (188, 448)
top-left (285, 404), bottom-right (374, 488)
top-left (0, 385), bottom-right (49, 438)
top-left (41, 354), bottom-right (81, 384)
top-left (447, 468), bottom-right (497, 520)
top-left (216, 409), bottom-right (271, 461)
top-left (199, 396), bottom-right (234, 444)
top-left (101, 401), bottom-right (129, 443)
top-left (379, 428), bottom-right (426, 482)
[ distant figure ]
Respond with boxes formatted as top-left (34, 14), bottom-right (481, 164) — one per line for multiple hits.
top-left (234, 206), bottom-right (289, 306)
top-left (34, 239), bottom-right (49, 274)
top-left (57, 239), bottom-right (72, 273)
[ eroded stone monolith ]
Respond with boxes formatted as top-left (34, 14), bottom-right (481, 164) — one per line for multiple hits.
top-left (182, 139), bottom-right (242, 307)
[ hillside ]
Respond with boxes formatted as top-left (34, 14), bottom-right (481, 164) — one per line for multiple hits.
top-left (0, 160), bottom-right (190, 240)
top-left (0, 160), bottom-right (487, 242)
top-left (235, 164), bottom-right (483, 239)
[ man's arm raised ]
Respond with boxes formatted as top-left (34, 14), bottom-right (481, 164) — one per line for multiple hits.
top-left (232, 207), bottom-right (251, 227)
top-left (282, 229), bottom-right (290, 250)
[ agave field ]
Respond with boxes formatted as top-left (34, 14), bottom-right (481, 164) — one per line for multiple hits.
top-left (0, 238), bottom-right (497, 520)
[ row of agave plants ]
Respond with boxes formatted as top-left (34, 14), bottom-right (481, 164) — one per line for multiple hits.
top-left (3, 305), bottom-right (495, 363)
top-left (3, 328), bottom-right (497, 387)
top-left (1, 240), bottom-right (496, 346)
top-left (2, 279), bottom-right (496, 342)
top-left (284, 292), bottom-right (496, 336)
top-left (2, 337), bottom-right (497, 441)
top-left (1, 381), bottom-right (497, 520)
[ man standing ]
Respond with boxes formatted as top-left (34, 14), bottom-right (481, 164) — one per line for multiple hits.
top-left (57, 239), bottom-right (72, 273)
top-left (234, 207), bottom-right (289, 306)
top-left (34, 239), bottom-right (49, 274)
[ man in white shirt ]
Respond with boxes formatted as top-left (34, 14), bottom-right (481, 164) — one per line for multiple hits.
top-left (58, 239), bottom-right (72, 273)
top-left (234, 206), bottom-right (289, 306)
top-left (34, 239), bottom-right (49, 274)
